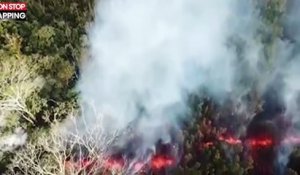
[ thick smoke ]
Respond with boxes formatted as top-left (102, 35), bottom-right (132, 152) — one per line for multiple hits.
top-left (78, 0), bottom-right (258, 167)
top-left (284, 0), bottom-right (300, 126)
top-left (80, 0), bottom-right (241, 149)
top-left (272, 0), bottom-right (300, 171)
top-left (76, 0), bottom-right (300, 173)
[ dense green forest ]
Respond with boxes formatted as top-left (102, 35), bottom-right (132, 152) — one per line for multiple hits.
top-left (0, 0), bottom-right (300, 175)
top-left (0, 0), bottom-right (93, 173)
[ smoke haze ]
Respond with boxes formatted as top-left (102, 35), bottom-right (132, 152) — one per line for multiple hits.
top-left (76, 0), bottom-right (300, 173)
top-left (79, 0), bottom-right (241, 146)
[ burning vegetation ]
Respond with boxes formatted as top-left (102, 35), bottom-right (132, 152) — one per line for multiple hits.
top-left (63, 125), bottom-right (182, 175)
top-left (62, 96), bottom-right (300, 175)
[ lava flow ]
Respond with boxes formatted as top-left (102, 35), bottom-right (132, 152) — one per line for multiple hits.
top-left (103, 154), bottom-right (176, 172)
top-left (65, 153), bottom-right (176, 174)
top-left (247, 137), bottom-right (273, 148)
top-left (201, 135), bottom-right (300, 149)
top-left (218, 135), bottom-right (242, 145)
top-left (65, 135), bottom-right (300, 173)
top-left (151, 155), bottom-right (175, 170)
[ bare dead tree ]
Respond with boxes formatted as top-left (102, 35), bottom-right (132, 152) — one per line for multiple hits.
top-left (6, 108), bottom-right (123, 175)
top-left (0, 54), bottom-right (44, 124)
top-left (0, 51), bottom-right (45, 159)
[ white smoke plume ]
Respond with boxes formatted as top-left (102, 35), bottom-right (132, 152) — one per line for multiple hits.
top-left (77, 0), bottom-right (260, 165)
top-left (0, 127), bottom-right (27, 152)
top-left (271, 0), bottom-right (300, 171)
top-left (284, 0), bottom-right (300, 123)
top-left (76, 0), bottom-right (300, 172)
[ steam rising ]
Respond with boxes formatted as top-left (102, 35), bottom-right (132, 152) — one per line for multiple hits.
top-left (76, 0), bottom-right (300, 172)
top-left (80, 0), bottom-right (240, 146)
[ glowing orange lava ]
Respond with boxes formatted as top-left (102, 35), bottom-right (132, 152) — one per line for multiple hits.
top-left (85, 154), bottom-right (175, 172)
top-left (248, 138), bottom-right (273, 148)
top-left (66, 135), bottom-right (300, 173)
top-left (218, 135), bottom-right (242, 145)
top-left (150, 155), bottom-right (175, 170)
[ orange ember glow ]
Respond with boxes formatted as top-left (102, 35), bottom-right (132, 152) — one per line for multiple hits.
top-left (214, 134), bottom-right (300, 148)
top-left (65, 135), bottom-right (300, 173)
top-left (218, 135), bottom-right (242, 145)
top-left (151, 155), bottom-right (175, 170)
top-left (248, 138), bottom-right (273, 148)
top-left (93, 154), bottom-right (175, 172)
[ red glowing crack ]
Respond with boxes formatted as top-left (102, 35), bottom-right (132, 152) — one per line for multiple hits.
top-left (248, 138), bottom-right (273, 148)
top-left (201, 135), bottom-right (300, 149)
top-left (218, 135), bottom-right (242, 145)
